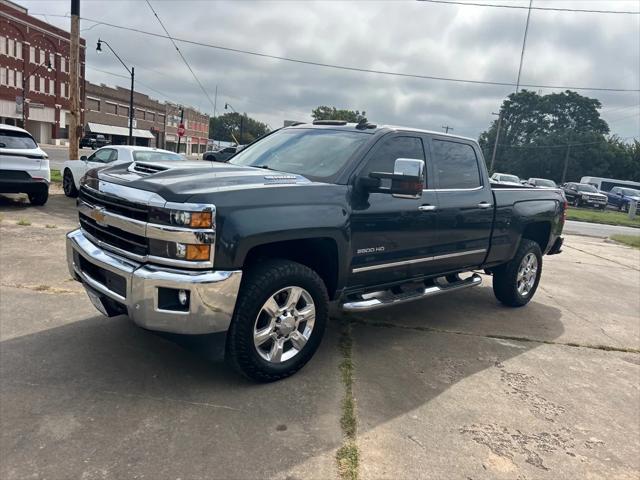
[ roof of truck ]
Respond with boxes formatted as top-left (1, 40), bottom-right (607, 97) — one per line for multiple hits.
top-left (287, 122), bottom-right (477, 143)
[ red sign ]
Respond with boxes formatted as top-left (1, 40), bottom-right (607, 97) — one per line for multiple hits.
top-left (177, 123), bottom-right (185, 137)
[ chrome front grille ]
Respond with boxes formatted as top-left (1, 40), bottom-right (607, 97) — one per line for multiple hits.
top-left (79, 186), bottom-right (148, 222)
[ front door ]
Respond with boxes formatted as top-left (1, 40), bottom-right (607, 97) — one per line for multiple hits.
top-left (349, 133), bottom-right (438, 288)
top-left (423, 135), bottom-right (493, 274)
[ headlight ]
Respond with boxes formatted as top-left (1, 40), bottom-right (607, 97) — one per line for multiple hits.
top-left (149, 207), bottom-right (214, 228)
top-left (149, 240), bottom-right (211, 262)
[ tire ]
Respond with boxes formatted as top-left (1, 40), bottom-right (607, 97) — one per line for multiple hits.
top-left (28, 187), bottom-right (48, 206)
top-left (225, 259), bottom-right (329, 382)
top-left (492, 239), bottom-right (542, 307)
top-left (572, 197), bottom-right (580, 207)
top-left (63, 169), bottom-right (78, 198)
top-left (622, 203), bottom-right (629, 213)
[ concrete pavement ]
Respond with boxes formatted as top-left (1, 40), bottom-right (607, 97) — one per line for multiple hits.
top-left (1, 192), bottom-right (638, 479)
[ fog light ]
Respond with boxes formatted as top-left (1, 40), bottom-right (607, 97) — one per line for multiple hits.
top-left (178, 289), bottom-right (188, 306)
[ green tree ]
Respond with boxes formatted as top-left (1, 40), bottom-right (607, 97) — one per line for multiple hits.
top-left (209, 112), bottom-right (269, 144)
top-left (478, 90), bottom-right (639, 183)
top-left (311, 106), bottom-right (367, 123)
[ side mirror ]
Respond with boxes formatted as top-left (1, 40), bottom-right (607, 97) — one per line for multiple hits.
top-left (80, 155), bottom-right (87, 161)
top-left (369, 158), bottom-right (425, 199)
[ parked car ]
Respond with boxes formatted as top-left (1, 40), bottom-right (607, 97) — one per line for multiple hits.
top-left (605, 186), bottom-right (640, 212)
top-left (562, 182), bottom-right (607, 209)
top-left (61, 145), bottom-right (184, 197)
top-left (491, 172), bottom-right (522, 186)
top-left (79, 134), bottom-right (110, 149)
top-left (0, 124), bottom-right (50, 205)
top-left (66, 121), bottom-right (565, 381)
top-left (203, 145), bottom-right (241, 162)
top-left (527, 178), bottom-right (557, 188)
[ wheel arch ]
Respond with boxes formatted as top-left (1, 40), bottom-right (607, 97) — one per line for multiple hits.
top-left (520, 221), bottom-right (552, 253)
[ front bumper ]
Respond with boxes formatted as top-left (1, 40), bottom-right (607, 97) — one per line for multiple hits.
top-left (66, 228), bottom-right (242, 334)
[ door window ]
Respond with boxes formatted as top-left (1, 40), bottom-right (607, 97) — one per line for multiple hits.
top-left (361, 136), bottom-right (425, 186)
top-left (89, 148), bottom-right (116, 163)
top-left (432, 140), bottom-right (481, 189)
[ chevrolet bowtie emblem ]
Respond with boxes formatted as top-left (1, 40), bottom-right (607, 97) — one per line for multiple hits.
top-left (90, 206), bottom-right (107, 226)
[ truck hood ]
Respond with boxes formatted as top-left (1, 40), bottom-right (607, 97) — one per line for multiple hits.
top-left (90, 160), bottom-right (314, 202)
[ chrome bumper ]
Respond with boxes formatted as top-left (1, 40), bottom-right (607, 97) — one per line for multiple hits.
top-left (66, 228), bottom-right (242, 334)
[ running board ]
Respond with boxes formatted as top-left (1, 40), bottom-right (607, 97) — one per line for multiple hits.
top-left (341, 273), bottom-right (482, 312)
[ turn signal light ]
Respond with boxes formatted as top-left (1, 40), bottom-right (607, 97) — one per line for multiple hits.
top-left (190, 211), bottom-right (212, 228)
top-left (186, 244), bottom-right (211, 261)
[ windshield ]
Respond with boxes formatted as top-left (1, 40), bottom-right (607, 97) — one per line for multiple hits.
top-left (621, 188), bottom-right (640, 196)
top-left (535, 179), bottom-right (556, 187)
top-left (576, 184), bottom-right (598, 192)
top-left (0, 130), bottom-right (38, 149)
top-left (229, 128), bottom-right (370, 179)
top-left (133, 151), bottom-right (184, 162)
top-left (501, 174), bottom-right (520, 183)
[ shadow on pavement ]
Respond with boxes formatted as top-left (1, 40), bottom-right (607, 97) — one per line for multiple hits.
top-left (0, 282), bottom-right (564, 479)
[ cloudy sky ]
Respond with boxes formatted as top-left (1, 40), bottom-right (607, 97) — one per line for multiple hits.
top-left (18, 0), bottom-right (640, 141)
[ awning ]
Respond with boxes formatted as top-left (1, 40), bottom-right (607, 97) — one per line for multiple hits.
top-left (87, 122), bottom-right (155, 139)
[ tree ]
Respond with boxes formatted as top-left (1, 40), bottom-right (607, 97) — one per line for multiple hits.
top-left (478, 90), bottom-right (639, 182)
top-left (209, 112), bottom-right (269, 144)
top-left (311, 106), bottom-right (367, 123)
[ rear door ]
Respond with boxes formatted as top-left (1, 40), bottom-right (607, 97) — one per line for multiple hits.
top-left (424, 135), bottom-right (493, 274)
top-left (0, 128), bottom-right (44, 173)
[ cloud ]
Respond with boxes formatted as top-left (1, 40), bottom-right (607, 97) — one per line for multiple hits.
top-left (20, 0), bottom-right (640, 140)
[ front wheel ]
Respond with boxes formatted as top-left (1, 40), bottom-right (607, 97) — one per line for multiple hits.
top-left (492, 239), bottom-right (542, 307)
top-left (28, 187), bottom-right (48, 206)
top-left (572, 197), bottom-right (581, 207)
top-left (225, 259), bottom-right (329, 382)
top-left (63, 170), bottom-right (78, 198)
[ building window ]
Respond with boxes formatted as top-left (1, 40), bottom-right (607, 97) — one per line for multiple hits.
top-left (39, 77), bottom-right (45, 93)
top-left (29, 46), bottom-right (35, 63)
top-left (147, 111), bottom-right (155, 122)
top-left (65, 83), bottom-right (69, 98)
top-left (16, 42), bottom-right (22, 60)
top-left (30, 76), bottom-right (35, 92)
top-left (87, 98), bottom-right (100, 111)
top-left (60, 82), bottom-right (65, 98)
top-left (136, 109), bottom-right (145, 120)
top-left (49, 79), bottom-right (54, 95)
top-left (7, 38), bottom-right (15, 57)
top-left (60, 57), bottom-right (66, 72)
top-left (159, 114), bottom-right (165, 125)
top-left (8, 69), bottom-right (15, 87)
top-left (0, 37), bottom-right (6, 56)
top-left (105, 102), bottom-right (117, 115)
top-left (16, 71), bottom-right (22, 88)
top-left (49, 53), bottom-right (55, 69)
top-left (120, 106), bottom-right (129, 117)
top-left (0, 68), bottom-right (6, 86)
top-left (39, 49), bottom-right (45, 64)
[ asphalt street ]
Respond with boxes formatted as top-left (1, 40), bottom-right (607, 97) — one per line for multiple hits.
top-left (564, 219), bottom-right (639, 238)
top-left (1, 191), bottom-right (638, 479)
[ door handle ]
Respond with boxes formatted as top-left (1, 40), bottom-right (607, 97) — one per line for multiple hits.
top-left (477, 202), bottom-right (492, 209)
top-left (418, 205), bottom-right (437, 212)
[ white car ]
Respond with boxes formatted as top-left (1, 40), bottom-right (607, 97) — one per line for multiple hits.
top-left (62, 145), bottom-right (184, 197)
top-left (0, 124), bottom-right (50, 205)
top-left (490, 172), bottom-right (522, 186)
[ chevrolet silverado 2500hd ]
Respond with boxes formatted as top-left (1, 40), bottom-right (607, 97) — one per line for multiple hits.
top-left (66, 121), bottom-right (565, 381)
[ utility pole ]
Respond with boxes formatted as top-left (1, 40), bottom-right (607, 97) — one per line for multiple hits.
top-left (68, 0), bottom-right (80, 161)
top-left (239, 115), bottom-right (244, 145)
top-left (561, 140), bottom-right (571, 184)
top-left (128, 67), bottom-right (134, 145)
top-left (442, 125), bottom-right (453, 134)
top-left (490, 111), bottom-right (502, 173)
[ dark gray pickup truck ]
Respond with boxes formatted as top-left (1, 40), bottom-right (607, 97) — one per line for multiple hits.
top-left (66, 121), bottom-right (565, 381)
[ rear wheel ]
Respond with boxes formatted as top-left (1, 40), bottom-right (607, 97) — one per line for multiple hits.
top-left (492, 239), bottom-right (542, 307)
top-left (225, 259), bottom-right (329, 382)
top-left (63, 170), bottom-right (78, 198)
top-left (28, 187), bottom-right (48, 206)
top-left (572, 197), bottom-right (580, 207)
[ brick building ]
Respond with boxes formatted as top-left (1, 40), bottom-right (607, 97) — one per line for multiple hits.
top-left (165, 102), bottom-right (209, 155)
top-left (85, 81), bottom-right (166, 147)
top-left (0, 0), bottom-right (85, 144)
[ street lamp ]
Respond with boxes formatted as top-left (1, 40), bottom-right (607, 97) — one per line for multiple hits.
top-left (21, 61), bottom-right (52, 126)
top-left (224, 102), bottom-right (243, 145)
top-left (97, 38), bottom-right (135, 146)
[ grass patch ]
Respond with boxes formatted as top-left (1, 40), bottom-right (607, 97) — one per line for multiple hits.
top-left (16, 218), bottom-right (31, 226)
top-left (567, 207), bottom-right (640, 228)
top-left (336, 320), bottom-right (359, 480)
top-left (50, 169), bottom-right (62, 183)
top-left (611, 234), bottom-right (640, 249)
top-left (45, 224), bottom-right (57, 229)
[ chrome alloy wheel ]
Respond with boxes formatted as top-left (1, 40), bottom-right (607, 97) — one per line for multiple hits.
top-left (517, 252), bottom-right (538, 297)
top-left (253, 286), bottom-right (316, 363)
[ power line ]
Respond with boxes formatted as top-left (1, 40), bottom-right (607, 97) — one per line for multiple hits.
top-left (515, 0), bottom-right (533, 93)
top-left (418, 0), bottom-right (640, 15)
top-left (43, 13), bottom-right (638, 93)
top-left (144, 1), bottom-right (216, 111)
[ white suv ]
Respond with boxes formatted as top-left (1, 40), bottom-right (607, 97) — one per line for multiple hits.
top-left (0, 124), bottom-right (50, 205)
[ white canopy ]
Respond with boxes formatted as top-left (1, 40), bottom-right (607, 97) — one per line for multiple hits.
top-left (87, 122), bottom-right (155, 139)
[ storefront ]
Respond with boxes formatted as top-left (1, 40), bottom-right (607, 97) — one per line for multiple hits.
top-left (86, 122), bottom-right (155, 146)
